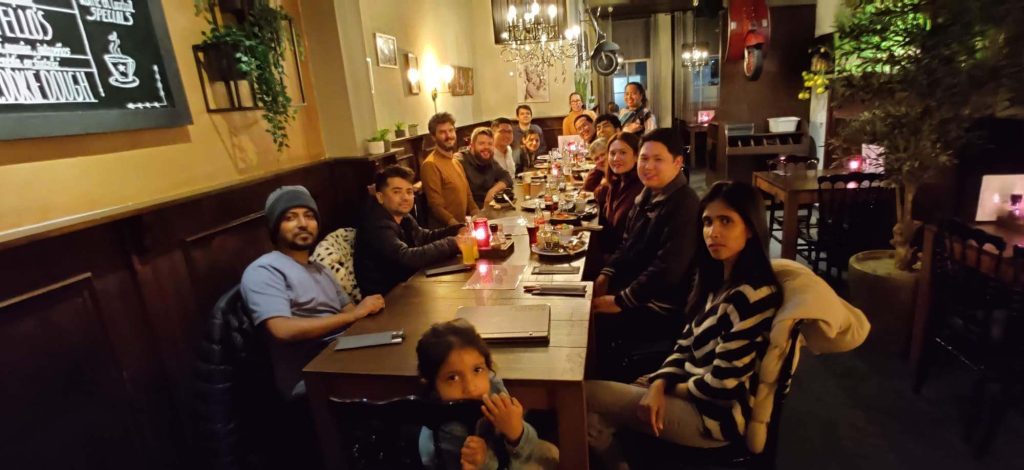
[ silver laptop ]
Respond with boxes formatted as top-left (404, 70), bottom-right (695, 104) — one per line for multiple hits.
top-left (455, 305), bottom-right (551, 345)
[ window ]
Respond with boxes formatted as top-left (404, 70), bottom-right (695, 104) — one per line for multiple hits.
top-left (612, 60), bottom-right (649, 110)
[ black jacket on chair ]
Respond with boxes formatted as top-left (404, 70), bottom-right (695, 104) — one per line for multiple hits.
top-left (355, 200), bottom-right (462, 296)
top-left (195, 286), bottom-right (323, 470)
top-left (194, 285), bottom-right (281, 469)
top-left (600, 172), bottom-right (700, 320)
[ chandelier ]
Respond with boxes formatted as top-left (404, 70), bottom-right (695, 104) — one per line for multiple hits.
top-left (681, 43), bottom-right (709, 69)
top-left (498, 1), bottom-right (580, 76)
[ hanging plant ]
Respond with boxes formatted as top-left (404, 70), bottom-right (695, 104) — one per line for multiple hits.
top-left (574, 69), bottom-right (592, 109)
top-left (798, 44), bottom-right (833, 100)
top-left (195, 0), bottom-right (301, 151)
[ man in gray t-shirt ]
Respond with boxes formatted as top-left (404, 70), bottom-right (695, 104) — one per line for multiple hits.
top-left (241, 185), bottom-right (385, 399)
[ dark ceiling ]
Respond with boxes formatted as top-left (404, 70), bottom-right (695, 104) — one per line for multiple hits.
top-left (587, 0), bottom-right (712, 20)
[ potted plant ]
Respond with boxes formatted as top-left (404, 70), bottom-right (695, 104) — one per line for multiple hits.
top-left (830, 0), bottom-right (1020, 350)
top-left (408, 123), bottom-right (419, 136)
top-left (367, 128), bottom-right (389, 154)
top-left (194, 0), bottom-right (301, 151)
top-left (394, 121), bottom-right (407, 138)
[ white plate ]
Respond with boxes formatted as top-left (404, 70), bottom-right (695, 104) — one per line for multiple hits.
top-left (531, 242), bottom-right (587, 258)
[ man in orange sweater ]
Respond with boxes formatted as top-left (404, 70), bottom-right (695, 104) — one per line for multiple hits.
top-left (420, 112), bottom-right (479, 227)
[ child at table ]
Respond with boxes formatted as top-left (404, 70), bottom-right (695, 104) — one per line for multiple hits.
top-left (416, 319), bottom-right (559, 470)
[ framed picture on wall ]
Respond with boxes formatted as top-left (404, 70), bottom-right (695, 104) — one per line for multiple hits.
top-left (406, 53), bottom-right (420, 94)
top-left (375, 33), bottom-right (398, 68)
top-left (450, 66), bottom-right (474, 96)
top-left (516, 63), bottom-right (549, 103)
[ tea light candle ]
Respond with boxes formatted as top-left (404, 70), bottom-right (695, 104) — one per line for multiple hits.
top-left (848, 156), bottom-right (863, 172)
top-left (473, 217), bottom-right (490, 249)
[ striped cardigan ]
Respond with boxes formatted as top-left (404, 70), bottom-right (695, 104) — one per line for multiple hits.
top-left (649, 283), bottom-right (782, 442)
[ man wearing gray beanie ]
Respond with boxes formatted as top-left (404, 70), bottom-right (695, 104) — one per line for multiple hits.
top-left (241, 185), bottom-right (385, 399)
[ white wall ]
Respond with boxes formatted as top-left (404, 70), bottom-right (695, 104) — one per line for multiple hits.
top-left (650, 13), bottom-right (673, 125)
top-left (357, 0), bottom-right (576, 133)
top-left (467, 0), bottom-right (577, 120)
top-left (807, 0), bottom-right (846, 164)
top-left (814, 0), bottom-right (843, 36)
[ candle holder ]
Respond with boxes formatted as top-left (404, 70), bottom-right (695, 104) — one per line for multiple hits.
top-left (847, 156), bottom-right (864, 172)
top-left (473, 217), bottom-right (490, 249)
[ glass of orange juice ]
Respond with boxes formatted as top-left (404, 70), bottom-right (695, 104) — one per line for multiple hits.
top-left (456, 233), bottom-right (477, 263)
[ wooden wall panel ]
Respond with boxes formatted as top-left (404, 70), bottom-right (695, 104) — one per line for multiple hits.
top-left (0, 157), bottom-right (377, 469)
top-left (0, 275), bottom-right (146, 469)
top-left (534, 116), bottom-right (564, 152)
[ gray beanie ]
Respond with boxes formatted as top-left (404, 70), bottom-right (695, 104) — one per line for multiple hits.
top-left (265, 185), bottom-right (319, 240)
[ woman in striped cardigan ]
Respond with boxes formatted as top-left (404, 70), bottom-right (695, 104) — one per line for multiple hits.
top-left (586, 181), bottom-right (784, 464)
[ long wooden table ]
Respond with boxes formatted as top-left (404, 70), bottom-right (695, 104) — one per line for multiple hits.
top-left (304, 204), bottom-right (593, 470)
top-left (752, 169), bottom-right (844, 259)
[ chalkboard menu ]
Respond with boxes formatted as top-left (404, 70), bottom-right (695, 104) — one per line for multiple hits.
top-left (0, 0), bottom-right (191, 140)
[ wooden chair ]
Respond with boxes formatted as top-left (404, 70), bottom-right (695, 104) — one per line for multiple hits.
top-left (912, 219), bottom-right (1023, 458)
top-left (764, 156), bottom-right (819, 264)
top-left (811, 173), bottom-right (893, 281)
top-left (329, 396), bottom-right (486, 470)
top-left (618, 322), bottom-right (804, 470)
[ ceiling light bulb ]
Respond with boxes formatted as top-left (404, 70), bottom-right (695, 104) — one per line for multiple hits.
top-left (531, 1), bottom-right (540, 15)
top-left (508, 5), bottom-right (516, 19)
top-left (547, 4), bottom-right (556, 19)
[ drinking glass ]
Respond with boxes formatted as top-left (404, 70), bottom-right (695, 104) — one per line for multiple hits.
top-left (526, 224), bottom-right (539, 245)
top-left (456, 234), bottom-right (477, 263)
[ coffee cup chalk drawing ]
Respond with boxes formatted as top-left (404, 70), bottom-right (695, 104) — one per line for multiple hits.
top-left (104, 32), bottom-right (139, 88)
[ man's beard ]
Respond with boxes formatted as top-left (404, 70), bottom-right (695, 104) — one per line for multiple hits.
top-left (285, 230), bottom-right (316, 250)
top-left (472, 150), bottom-right (492, 161)
top-left (286, 239), bottom-right (316, 251)
top-left (438, 138), bottom-right (457, 152)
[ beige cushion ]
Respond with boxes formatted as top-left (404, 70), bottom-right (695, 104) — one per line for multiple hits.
top-left (311, 228), bottom-right (362, 303)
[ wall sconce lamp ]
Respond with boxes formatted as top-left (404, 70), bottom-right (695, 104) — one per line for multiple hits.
top-left (408, 62), bottom-right (455, 114)
top-left (430, 65), bottom-right (455, 114)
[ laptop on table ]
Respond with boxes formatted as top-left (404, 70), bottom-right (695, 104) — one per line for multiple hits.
top-left (455, 304), bottom-right (551, 345)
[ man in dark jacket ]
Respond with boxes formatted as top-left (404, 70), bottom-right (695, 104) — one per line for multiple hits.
top-left (459, 127), bottom-right (513, 207)
top-left (591, 129), bottom-right (699, 381)
top-left (355, 166), bottom-right (465, 296)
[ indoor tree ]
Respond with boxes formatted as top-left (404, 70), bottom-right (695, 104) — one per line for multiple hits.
top-left (830, 0), bottom-right (1023, 270)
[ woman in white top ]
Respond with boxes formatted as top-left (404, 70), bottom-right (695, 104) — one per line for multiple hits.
top-left (618, 81), bottom-right (657, 134)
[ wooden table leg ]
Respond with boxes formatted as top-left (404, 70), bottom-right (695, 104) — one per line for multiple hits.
top-left (306, 375), bottom-right (344, 470)
top-left (780, 192), bottom-right (800, 260)
top-left (909, 227), bottom-right (936, 367)
top-left (554, 382), bottom-right (589, 470)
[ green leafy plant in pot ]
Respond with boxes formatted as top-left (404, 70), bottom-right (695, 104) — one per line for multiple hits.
top-left (195, 0), bottom-right (300, 151)
top-left (831, 0), bottom-right (1022, 272)
top-left (367, 128), bottom-right (390, 154)
top-left (394, 121), bottom-right (407, 138)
